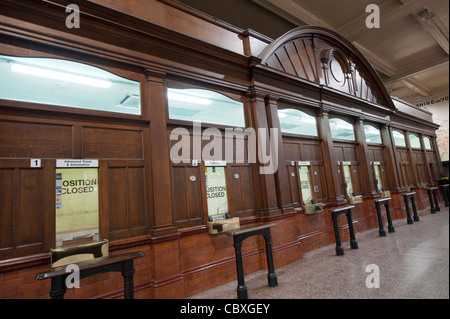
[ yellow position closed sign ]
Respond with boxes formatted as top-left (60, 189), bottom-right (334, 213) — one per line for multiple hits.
top-left (55, 167), bottom-right (99, 247)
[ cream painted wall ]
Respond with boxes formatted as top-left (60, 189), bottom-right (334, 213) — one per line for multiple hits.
top-left (417, 93), bottom-right (449, 162)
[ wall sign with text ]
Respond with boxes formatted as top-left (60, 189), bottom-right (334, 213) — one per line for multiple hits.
top-left (55, 159), bottom-right (99, 247)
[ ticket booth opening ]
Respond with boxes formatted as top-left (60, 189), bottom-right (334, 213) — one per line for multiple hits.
top-left (299, 165), bottom-right (314, 205)
top-left (298, 162), bottom-right (323, 214)
top-left (205, 164), bottom-right (229, 221)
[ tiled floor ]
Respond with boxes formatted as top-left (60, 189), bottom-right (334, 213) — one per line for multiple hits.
top-left (191, 206), bottom-right (449, 299)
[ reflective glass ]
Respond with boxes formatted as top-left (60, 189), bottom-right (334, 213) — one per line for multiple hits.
top-left (329, 118), bottom-right (355, 141)
top-left (392, 131), bottom-right (406, 147)
top-left (409, 134), bottom-right (421, 149)
top-left (364, 125), bottom-right (382, 144)
top-left (168, 88), bottom-right (245, 127)
top-left (0, 55), bottom-right (141, 115)
top-left (278, 108), bottom-right (318, 137)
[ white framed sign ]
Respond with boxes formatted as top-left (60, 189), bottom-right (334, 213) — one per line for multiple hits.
top-left (57, 159), bottom-right (99, 168)
top-left (204, 160), bottom-right (227, 167)
top-left (298, 161), bottom-right (311, 166)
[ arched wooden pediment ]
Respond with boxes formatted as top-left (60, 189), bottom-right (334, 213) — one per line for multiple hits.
top-left (259, 26), bottom-right (395, 109)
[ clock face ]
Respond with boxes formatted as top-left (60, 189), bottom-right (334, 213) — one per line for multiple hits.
top-left (330, 60), bottom-right (345, 84)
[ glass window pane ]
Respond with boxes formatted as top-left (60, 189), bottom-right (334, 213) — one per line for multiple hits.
top-left (205, 167), bottom-right (229, 218)
top-left (299, 166), bottom-right (313, 204)
top-left (168, 88), bottom-right (245, 127)
top-left (409, 134), bottom-right (421, 149)
top-left (392, 131), bottom-right (406, 147)
top-left (0, 55), bottom-right (141, 115)
top-left (423, 137), bottom-right (432, 150)
top-left (329, 118), bottom-right (355, 141)
top-left (364, 125), bottom-right (382, 144)
top-left (278, 108), bottom-right (318, 137)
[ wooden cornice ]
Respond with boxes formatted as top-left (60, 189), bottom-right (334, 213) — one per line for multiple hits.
top-left (0, 0), bottom-right (251, 86)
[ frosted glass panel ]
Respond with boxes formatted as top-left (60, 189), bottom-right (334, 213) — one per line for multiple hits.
top-left (278, 108), bottom-right (318, 137)
top-left (329, 118), bottom-right (355, 141)
top-left (168, 88), bottom-right (245, 127)
top-left (0, 55), bottom-right (141, 115)
top-left (423, 137), bottom-right (432, 150)
top-left (392, 131), bottom-right (406, 147)
top-left (409, 134), bottom-right (421, 149)
top-left (364, 125), bottom-right (382, 144)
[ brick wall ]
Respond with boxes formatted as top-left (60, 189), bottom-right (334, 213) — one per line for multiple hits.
top-left (0, 189), bottom-right (444, 299)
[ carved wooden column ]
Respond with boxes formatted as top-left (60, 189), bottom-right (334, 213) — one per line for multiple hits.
top-left (381, 124), bottom-right (402, 192)
top-left (418, 133), bottom-right (433, 184)
top-left (265, 95), bottom-right (294, 213)
top-left (246, 87), bottom-right (281, 216)
top-left (355, 118), bottom-right (377, 196)
top-left (144, 68), bottom-right (177, 236)
top-left (318, 108), bottom-right (345, 204)
top-left (404, 130), bottom-right (419, 187)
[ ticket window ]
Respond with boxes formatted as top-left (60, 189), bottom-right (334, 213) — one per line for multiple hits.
top-left (342, 165), bottom-right (354, 198)
top-left (373, 164), bottom-right (383, 193)
top-left (205, 166), bottom-right (229, 221)
top-left (299, 165), bottom-right (314, 205)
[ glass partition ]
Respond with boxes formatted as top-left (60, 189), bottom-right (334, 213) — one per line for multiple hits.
top-left (329, 118), bottom-right (355, 141)
top-left (278, 108), bottom-right (318, 137)
top-left (168, 88), bottom-right (245, 127)
top-left (364, 125), bottom-right (382, 144)
top-left (392, 131), bottom-right (407, 147)
top-left (409, 134), bottom-right (421, 149)
top-left (423, 137), bottom-right (432, 150)
top-left (0, 55), bottom-right (141, 115)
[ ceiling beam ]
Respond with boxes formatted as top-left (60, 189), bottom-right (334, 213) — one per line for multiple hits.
top-left (338, 0), bottom-right (429, 42)
top-left (385, 53), bottom-right (448, 84)
top-left (416, 6), bottom-right (449, 55)
top-left (252, 0), bottom-right (398, 77)
top-left (401, 78), bottom-right (431, 97)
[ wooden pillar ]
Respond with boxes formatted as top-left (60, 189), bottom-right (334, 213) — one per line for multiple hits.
top-left (354, 118), bottom-right (377, 197)
top-left (318, 109), bottom-right (345, 204)
top-left (265, 95), bottom-right (294, 213)
top-left (144, 68), bottom-right (177, 237)
top-left (419, 133), bottom-right (433, 184)
top-left (404, 131), bottom-right (419, 186)
top-left (246, 87), bottom-right (281, 216)
top-left (382, 124), bottom-right (402, 192)
top-left (432, 135), bottom-right (445, 177)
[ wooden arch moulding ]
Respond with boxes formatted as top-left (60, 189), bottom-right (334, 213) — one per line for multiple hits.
top-left (258, 26), bottom-right (395, 110)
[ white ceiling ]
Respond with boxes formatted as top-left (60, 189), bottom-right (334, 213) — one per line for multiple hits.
top-left (178, 0), bottom-right (449, 105)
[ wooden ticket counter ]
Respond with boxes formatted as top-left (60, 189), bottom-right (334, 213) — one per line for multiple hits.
top-left (0, 0), bottom-right (445, 299)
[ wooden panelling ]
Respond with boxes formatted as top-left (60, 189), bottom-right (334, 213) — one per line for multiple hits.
top-left (367, 145), bottom-right (384, 162)
top-left (228, 164), bottom-right (255, 217)
top-left (287, 165), bottom-right (301, 207)
top-left (107, 163), bottom-right (148, 241)
top-left (0, 121), bottom-right (72, 158)
top-left (301, 143), bottom-right (322, 161)
top-left (283, 142), bottom-right (301, 161)
top-left (283, 138), bottom-right (328, 203)
top-left (83, 127), bottom-right (144, 159)
top-left (171, 165), bottom-right (204, 229)
top-left (0, 161), bottom-right (49, 260)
